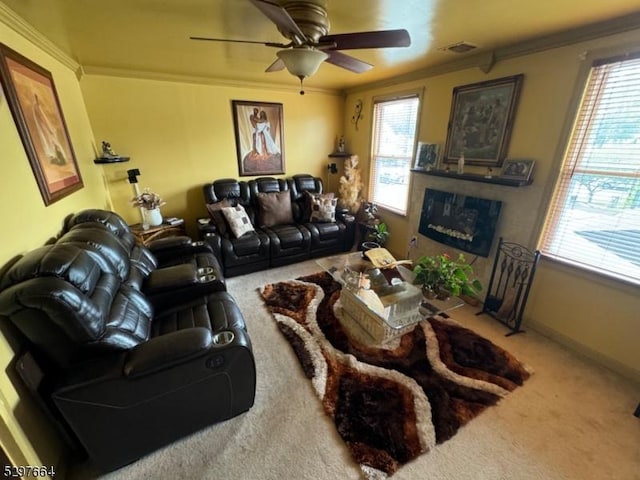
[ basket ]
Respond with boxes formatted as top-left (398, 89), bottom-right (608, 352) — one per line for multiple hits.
top-left (340, 287), bottom-right (423, 343)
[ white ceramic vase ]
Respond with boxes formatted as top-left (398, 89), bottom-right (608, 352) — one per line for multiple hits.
top-left (145, 207), bottom-right (163, 227)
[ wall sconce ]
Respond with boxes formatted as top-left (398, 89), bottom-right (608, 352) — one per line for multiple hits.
top-left (351, 99), bottom-right (363, 131)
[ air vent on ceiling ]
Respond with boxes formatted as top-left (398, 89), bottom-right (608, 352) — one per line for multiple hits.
top-left (438, 41), bottom-right (478, 54)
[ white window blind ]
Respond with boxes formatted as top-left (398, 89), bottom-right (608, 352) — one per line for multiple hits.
top-left (540, 53), bottom-right (640, 284)
top-left (370, 95), bottom-right (419, 214)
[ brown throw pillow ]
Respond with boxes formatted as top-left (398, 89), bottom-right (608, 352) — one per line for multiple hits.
top-left (256, 191), bottom-right (294, 227)
top-left (306, 191), bottom-right (337, 222)
top-left (205, 199), bottom-right (232, 236)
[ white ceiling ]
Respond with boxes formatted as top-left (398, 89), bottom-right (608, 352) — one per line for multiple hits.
top-left (3, 0), bottom-right (640, 92)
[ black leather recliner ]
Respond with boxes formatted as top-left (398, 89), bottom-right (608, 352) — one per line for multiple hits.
top-left (201, 179), bottom-right (271, 277)
top-left (289, 174), bottom-right (355, 257)
top-left (0, 241), bottom-right (256, 472)
top-left (63, 209), bottom-right (224, 283)
top-left (249, 177), bottom-right (312, 267)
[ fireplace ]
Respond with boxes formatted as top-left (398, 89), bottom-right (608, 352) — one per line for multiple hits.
top-left (418, 188), bottom-right (502, 257)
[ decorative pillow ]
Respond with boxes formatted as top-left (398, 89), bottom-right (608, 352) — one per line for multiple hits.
top-left (256, 191), bottom-right (294, 227)
top-left (221, 205), bottom-right (255, 238)
top-left (306, 191), bottom-right (337, 223)
top-left (205, 199), bottom-right (232, 236)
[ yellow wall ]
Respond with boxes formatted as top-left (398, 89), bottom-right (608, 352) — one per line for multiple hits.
top-left (0, 20), bottom-right (108, 472)
top-left (80, 74), bottom-right (344, 236)
top-left (344, 29), bottom-right (640, 381)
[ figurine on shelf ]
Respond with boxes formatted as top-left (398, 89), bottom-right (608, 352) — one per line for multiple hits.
top-left (94, 141), bottom-right (130, 164)
top-left (337, 135), bottom-right (346, 153)
top-left (102, 141), bottom-right (118, 158)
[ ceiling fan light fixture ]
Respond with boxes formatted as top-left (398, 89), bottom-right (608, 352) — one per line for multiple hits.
top-left (276, 48), bottom-right (328, 79)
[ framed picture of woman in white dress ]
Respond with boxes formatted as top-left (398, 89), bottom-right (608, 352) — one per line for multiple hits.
top-left (232, 100), bottom-right (285, 176)
top-left (0, 43), bottom-right (83, 205)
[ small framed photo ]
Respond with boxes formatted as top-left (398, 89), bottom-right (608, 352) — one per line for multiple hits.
top-left (500, 159), bottom-right (535, 180)
top-left (414, 142), bottom-right (439, 170)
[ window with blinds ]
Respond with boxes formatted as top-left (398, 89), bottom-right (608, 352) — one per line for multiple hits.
top-left (370, 95), bottom-right (420, 215)
top-left (540, 53), bottom-right (640, 284)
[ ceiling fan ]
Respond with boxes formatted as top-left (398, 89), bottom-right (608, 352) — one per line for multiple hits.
top-left (190, 0), bottom-right (411, 93)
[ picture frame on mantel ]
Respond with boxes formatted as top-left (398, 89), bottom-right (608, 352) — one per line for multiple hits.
top-left (232, 100), bottom-right (285, 176)
top-left (442, 74), bottom-right (524, 168)
top-left (414, 142), bottom-right (439, 171)
top-left (500, 159), bottom-right (535, 181)
top-left (0, 43), bottom-right (83, 205)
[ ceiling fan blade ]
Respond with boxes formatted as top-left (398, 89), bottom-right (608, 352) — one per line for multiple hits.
top-left (325, 51), bottom-right (373, 74)
top-left (265, 58), bottom-right (285, 72)
top-left (319, 29), bottom-right (411, 50)
top-left (190, 36), bottom-right (288, 48)
top-left (250, 0), bottom-right (306, 44)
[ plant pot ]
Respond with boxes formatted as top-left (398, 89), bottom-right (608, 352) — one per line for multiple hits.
top-left (435, 286), bottom-right (452, 301)
top-left (361, 241), bottom-right (380, 259)
top-left (144, 207), bottom-right (163, 227)
top-left (422, 285), bottom-right (437, 300)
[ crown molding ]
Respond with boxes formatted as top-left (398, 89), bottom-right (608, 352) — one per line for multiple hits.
top-left (344, 12), bottom-right (640, 95)
top-left (0, 3), bottom-right (80, 75)
top-left (80, 65), bottom-right (342, 96)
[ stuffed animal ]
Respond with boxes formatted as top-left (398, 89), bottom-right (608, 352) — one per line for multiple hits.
top-left (338, 154), bottom-right (364, 214)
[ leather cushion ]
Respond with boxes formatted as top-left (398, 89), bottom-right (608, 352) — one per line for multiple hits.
top-left (314, 221), bottom-right (341, 240)
top-left (206, 199), bottom-right (232, 236)
top-left (256, 191), bottom-right (293, 227)
top-left (269, 224), bottom-right (305, 249)
top-left (232, 232), bottom-right (263, 256)
top-left (222, 205), bottom-right (255, 238)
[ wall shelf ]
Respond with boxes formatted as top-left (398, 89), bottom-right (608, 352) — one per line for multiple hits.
top-left (328, 152), bottom-right (352, 158)
top-left (94, 156), bottom-right (130, 164)
top-left (411, 168), bottom-right (533, 187)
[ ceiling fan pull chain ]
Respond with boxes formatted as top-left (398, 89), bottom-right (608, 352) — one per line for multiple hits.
top-left (299, 76), bottom-right (305, 95)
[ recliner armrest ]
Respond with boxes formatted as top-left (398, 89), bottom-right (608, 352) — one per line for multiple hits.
top-left (144, 264), bottom-right (199, 294)
top-left (148, 237), bottom-right (215, 265)
top-left (124, 328), bottom-right (213, 378)
top-left (147, 235), bottom-right (193, 250)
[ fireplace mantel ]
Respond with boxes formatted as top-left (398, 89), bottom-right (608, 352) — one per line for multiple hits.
top-left (411, 169), bottom-right (533, 187)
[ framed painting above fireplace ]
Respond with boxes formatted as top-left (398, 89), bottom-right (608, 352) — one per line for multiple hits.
top-left (442, 74), bottom-right (523, 168)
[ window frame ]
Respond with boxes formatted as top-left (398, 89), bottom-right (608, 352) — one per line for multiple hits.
top-left (536, 45), bottom-right (640, 287)
top-left (368, 89), bottom-right (423, 216)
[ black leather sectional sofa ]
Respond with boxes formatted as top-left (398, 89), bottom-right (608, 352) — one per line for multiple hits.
top-left (199, 174), bottom-right (355, 277)
top-left (0, 209), bottom-right (256, 472)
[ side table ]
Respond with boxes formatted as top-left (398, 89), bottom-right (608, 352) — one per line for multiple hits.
top-left (130, 222), bottom-right (187, 246)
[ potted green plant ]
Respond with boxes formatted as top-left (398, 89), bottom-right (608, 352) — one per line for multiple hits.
top-left (366, 222), bottom-right (389, 246)
top-left (412, 252), bottom-right (482, 300)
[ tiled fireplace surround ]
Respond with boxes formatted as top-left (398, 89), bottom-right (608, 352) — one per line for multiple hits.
top-left (407, 171), bottom-right (545, 289)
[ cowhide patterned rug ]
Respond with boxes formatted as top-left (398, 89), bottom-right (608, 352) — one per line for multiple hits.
top-left (260, 272), bottom-right (531, 479)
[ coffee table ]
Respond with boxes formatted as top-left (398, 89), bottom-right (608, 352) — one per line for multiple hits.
top-left (317, 252), bottom-right (466, 346)
top-left (316, 252), bottom-right (424, 344)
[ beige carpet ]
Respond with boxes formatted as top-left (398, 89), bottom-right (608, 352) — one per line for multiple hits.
top-left (75, 258), bottom-right (639, 480)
